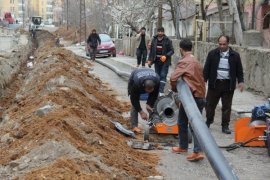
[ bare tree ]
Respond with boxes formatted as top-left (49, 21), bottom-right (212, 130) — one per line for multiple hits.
top-left (107, 0), bottom-right (158, 34)
top-left (227, 0), bottom-right (243, 45)
top-left (157, 0), bottom-right (163, 28)
top-left (236, 0), bottom-right (246, 31)
top-left (216, 0), bottom-right (225, 34)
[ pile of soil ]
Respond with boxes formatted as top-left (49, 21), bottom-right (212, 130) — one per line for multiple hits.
top-left (0, 31), bottom-right (159, 179)
top-left (54, 27), bottom-right (79, 43)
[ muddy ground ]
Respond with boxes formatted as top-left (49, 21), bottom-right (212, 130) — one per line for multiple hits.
top-left (0, 31), bottom-right (159, 179)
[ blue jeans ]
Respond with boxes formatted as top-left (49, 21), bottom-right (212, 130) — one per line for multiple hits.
top-left (178, 98), bottom-right (205, 153)
top-left (154, 63), bottom-right (169, 93)
top-left (130, 106), bottom-right (138, 128)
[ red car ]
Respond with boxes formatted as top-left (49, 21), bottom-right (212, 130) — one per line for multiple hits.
top-left (86, 33), bottom-right (116, 57)
top-left (3, 12), bottom-right (15, 24)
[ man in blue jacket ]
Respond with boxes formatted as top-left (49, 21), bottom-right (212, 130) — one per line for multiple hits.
top-left (148, 27), bottom-right (174, 96)
top-left (128, 69), bottom-right (160, 133)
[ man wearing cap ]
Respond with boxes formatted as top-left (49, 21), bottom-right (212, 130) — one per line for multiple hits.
top-left (148, 27), bottom-right (174, 96)
top-left (135, 27), bottom-right (151, 68)
top-left (128, 68), bottom-right (160, 133)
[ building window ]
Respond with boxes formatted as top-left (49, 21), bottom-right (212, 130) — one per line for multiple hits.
top-left (263, 13), bottom-right (270, 29)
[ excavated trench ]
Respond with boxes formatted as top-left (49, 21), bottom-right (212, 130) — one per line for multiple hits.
top-left (0, 31), bottom-right (159, 179)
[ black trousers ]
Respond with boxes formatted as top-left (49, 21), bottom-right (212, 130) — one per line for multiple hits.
top-left (136, 48), bottom-right (147, 66)
top-left (206, 80), bottom-right (234, 128)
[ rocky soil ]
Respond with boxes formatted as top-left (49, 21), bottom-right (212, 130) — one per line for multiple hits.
top-left (0, 30), bottom-right (159, 179)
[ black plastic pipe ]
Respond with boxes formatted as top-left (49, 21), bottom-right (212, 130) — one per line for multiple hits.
top-left (177, 79), bottom-right (238, 180)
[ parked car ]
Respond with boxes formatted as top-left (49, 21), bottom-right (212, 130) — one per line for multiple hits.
top-left (86, 33), bottom-right (116, 57)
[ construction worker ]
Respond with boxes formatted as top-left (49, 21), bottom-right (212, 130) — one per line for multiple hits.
top-left (147, 27), bottom-right (174, 96)
top-left (128, 69), bottom-right (160, 133)
top-left (170, 38), bottom-right (206, 162)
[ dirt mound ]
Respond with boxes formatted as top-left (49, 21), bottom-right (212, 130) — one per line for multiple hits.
top-left (0, 31), bottom-right (159, 179)
top-left (54, 26), bottom-right (78, 43)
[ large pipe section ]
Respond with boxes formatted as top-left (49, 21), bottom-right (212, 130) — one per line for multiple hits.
top-left (177, 79), bottom-right (238, 180)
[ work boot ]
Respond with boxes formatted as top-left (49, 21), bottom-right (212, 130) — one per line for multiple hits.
top-left (206, 120), bottom-right (212, 128)
top-left (172, 147), bottom-right (188, 154)
top-left (132, 127), bottom-right (141, 133)
top-left (222, 127), bottom-right (231, 134)
top-left (186, 152), bottom-right (205, 162)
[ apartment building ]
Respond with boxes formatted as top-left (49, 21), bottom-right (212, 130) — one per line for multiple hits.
top-left (0, 0), bottom-right (19, 19)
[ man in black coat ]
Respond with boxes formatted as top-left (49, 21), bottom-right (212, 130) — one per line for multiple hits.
top-left (203, 35), bottom-right (244, 134)
top-left (87, 29), bottom-right (101, 61)
top-left (128, 69), bottom-right (160, 133)
top-left (147, 27), bottom-right (174, 95)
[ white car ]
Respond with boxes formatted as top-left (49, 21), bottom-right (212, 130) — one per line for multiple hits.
top-left (29, 16), bottom-right (43, 31)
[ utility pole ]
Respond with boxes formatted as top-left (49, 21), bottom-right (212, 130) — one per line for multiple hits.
top-left (251, 0), bottom-right (255, 29)
top-left (157, 0), bottom-right (162, 28)
top-left (174, 0), bottom-right (180, 39)
top-left (22, 0), bottom-right (25, 28)
top-left (80, 0), bottom-right (86, 43)
top-left (66, 0), bottom-right (69, 30)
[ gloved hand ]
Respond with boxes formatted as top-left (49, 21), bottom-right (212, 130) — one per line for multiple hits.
top-left (160, 56), bottom-right (167, 62)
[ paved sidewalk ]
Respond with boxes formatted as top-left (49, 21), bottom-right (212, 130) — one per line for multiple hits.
top-left (66, 44), bottom-right (268, 115)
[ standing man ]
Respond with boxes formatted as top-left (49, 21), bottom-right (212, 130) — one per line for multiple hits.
top-left (135, 27), bottom-right (150, 67)
top-left (87, 29), bottom-right (101, 61)
top-left (203, 35), bottom-right (244, 134)
top-left (148, 27), bottom-right (174, 96)
top-left (128, 69), bottom-right (160, 133)
top-left (170, 38), bottom-right (206, 162)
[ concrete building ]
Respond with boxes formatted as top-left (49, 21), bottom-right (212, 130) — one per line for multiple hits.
top-left (52, 0), bottom-right (62, 25)
top-left (0, 0), bottom-right (19, 20)
top-left (28, 0), bottom-right (54, 23)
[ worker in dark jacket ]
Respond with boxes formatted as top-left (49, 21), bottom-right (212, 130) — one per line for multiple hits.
top-left (148, 27), bottom-right (174, 95)
top-left (128, 69), bottom-right (160, 133)
top-left (87, 29), bottom-right (101, 61)
top-left (203, 35), bottom-right (244, 134)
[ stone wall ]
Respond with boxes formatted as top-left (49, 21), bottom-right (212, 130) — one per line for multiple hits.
top-left (116, 38), bottom-right (270, 97)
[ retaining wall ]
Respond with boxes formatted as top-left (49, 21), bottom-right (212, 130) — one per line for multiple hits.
top-left (116, 38), bottom-right (270, 97)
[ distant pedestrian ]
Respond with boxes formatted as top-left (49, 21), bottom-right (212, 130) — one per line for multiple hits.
top-left (170, 38), bottom-right (205, 162)
top-left (87, 29), bottom-right (101, 61)
top-left (128, 69), bottom-right (160, 133)
top-left (135, 27), bottom-right (150, 67)
top-left (148, 27), bottom-right (174, 96)
top-left (203, 35), bottom-right (244, 134)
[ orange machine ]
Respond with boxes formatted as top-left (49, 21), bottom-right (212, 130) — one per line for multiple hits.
top-left (234, 100), bottom-right (270, 149)
top-left (235, 117), bottom-right (266, 147)
top-left (143, 91), bottom-right (192, 142)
